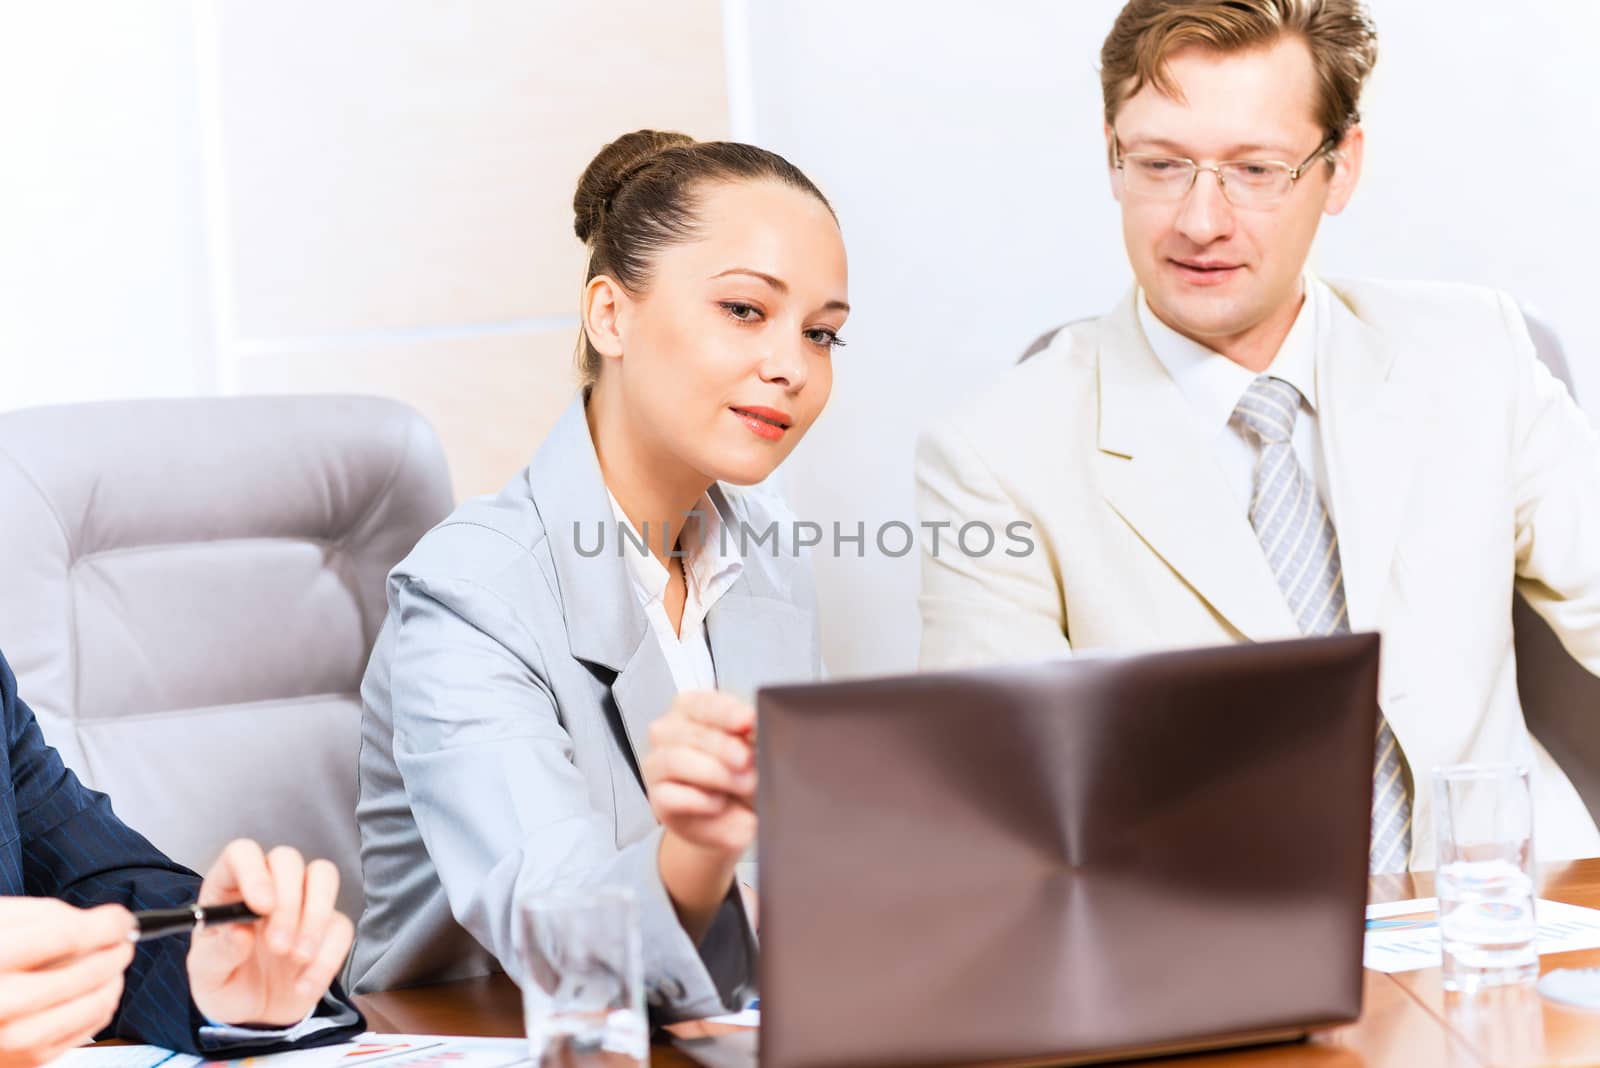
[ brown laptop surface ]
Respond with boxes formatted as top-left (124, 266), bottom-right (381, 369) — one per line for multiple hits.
top-left (755, 634), bottom-right (1379, 1068)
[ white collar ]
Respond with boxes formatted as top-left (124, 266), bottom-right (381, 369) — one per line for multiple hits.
top-left (607, 490), bottom-right (743, 610)
top-left (1137, 275), bottom-right (1323, 428)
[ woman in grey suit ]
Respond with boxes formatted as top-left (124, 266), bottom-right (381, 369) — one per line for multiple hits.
top-left (346, 130), bottom-right (848, 1020)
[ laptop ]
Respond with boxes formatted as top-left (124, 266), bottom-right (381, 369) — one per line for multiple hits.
top-left (751, 633), bottom-right (1380, 1068)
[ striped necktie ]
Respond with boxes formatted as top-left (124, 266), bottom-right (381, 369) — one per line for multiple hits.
top-left (1233, 375), bottom-right (1413, 874)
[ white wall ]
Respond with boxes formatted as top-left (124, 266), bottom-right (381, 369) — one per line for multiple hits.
top-left (0, 2), bottom-right (214, 408)
top-left (726, 0), bottom-right (1600, 678)
top-left (1, 0), bottom-right (729, 500)
top-left (202, 0), bottom-right (730, 499)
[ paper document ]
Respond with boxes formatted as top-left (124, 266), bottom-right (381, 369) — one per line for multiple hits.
top-left (1365, 897), bottom-right (1600, 973)
top-left (53, 1034), bottom-right (529, 1068)
top-left (703, 997), bottom-right (761, 1028)
top-left (51, 1049), bottom-right (188, 1068)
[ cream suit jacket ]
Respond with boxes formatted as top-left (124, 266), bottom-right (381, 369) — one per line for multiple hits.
top-left (915, 277), bottom-right (1600, 869)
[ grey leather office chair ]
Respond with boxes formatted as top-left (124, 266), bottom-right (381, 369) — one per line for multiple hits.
top-left (1018, 304), bottom-right (1600, 824)
top-left (0, 395), bottom-right (452, 918)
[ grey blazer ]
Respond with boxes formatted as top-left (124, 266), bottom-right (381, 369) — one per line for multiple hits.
top-left (346, 395), bottom-right (820, 1019)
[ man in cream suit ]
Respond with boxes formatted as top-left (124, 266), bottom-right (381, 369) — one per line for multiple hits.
top-left (916, 0), bottom-right (1600, 871)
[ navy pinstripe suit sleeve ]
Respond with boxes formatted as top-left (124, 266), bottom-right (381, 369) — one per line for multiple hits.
top-left (1, 651), bottom-right (362, 1054)
top-left (1, 652), bottom-right (209, 1052)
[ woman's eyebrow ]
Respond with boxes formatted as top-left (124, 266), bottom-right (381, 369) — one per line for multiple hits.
top-left (713, 267), bottom-right (849, 313)
top-left (712, 267), bottom-right (786, 291)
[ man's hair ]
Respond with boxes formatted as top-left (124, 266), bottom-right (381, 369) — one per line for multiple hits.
top-left (1100, 0), bottom-right (1379, 145)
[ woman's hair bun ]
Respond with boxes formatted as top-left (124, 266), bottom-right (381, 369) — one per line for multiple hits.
top-left (573, 129), bottom-right (696, 244)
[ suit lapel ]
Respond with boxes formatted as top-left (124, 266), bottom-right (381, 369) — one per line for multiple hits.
top-left (707, 590), bottom-right (816, 700)
top-left (1096, 291), bottom-right (1301, 642)
top-left (610, 628), bottom-right (677, 776)
top-left (611, 574), bottom-right (814, 779)
top-left (1316, 283), bottom-right (1424, 634)
top-left (527, 393), bottom-right (670, 781)
top-left (611, 548), bottom-right (815, 779)
top-left (705, 485), bottom-right (818, 698)
top-left (529, 415), bottom-right (816, 781)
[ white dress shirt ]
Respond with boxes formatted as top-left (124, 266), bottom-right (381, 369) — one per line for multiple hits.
top-left (608, 491), bottom-right (744, 692)
top-left (1137, 276), bottom-right (1334, 519)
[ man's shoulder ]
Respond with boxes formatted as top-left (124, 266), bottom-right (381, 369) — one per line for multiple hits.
top-left (0, 649), bottom-right (16, 793)
top-left (1324, 275), bottom-right (1516, 338)
top-left (1321, 275), bottom-right (1534, 389)
top-left (0, 648), bottom-right (15, 720)
top-left (930, 315), bottom-right (1104, 448)
top-left (0, 649), bottom-right (32, 760)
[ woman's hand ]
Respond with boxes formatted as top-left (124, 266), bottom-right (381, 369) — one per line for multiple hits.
top-left (644, 690), bottom-right (756, 852)
top-left (643, 691), bottom-right (756, 940)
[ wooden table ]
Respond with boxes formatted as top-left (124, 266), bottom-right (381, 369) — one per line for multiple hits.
top-left (353, 859), bottom-right (1600, 1067)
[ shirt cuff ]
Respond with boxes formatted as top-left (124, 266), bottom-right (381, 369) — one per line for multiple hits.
top-left (197, 993), bottom-right (357, 1050)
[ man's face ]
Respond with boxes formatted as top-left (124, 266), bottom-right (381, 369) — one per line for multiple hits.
top-left (1108, 36), bottom-right (1362, 352)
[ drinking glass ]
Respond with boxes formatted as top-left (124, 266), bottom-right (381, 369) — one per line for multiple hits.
top-left (516, 887), bottom-right (648, 1067)
top-left (1434, 763), bottom-right (1538, 992)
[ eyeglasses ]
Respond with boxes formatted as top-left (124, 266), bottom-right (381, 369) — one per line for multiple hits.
top-left (1112, 133), bottom-right (1337, 210)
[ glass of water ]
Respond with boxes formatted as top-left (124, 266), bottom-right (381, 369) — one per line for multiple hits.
top-left (516, 886), bottom-right (648, 1067)
top-left (1433, 763), bottom-right (1538, 992)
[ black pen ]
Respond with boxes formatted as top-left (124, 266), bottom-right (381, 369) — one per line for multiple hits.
top-left (131, 902), bottom-right (261, 942)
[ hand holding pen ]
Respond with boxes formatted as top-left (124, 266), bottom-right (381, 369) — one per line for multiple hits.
top-left (0, 839), bottom-right (350, 1068)
top-left (0, 898), bottom-right (134, 1068)
top-left (132, 901), bottom-right (262, 942)
top-left (183, 839), bottom-right (354, 1028)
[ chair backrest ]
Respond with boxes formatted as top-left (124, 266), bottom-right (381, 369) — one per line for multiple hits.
top-left (0, 395), bottom-right (452, 918)
top-left (1016, 304), bottom-right (1600, 824)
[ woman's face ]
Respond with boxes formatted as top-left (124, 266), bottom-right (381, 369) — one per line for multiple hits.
top-left (593, 179), bottom-right (849, 486)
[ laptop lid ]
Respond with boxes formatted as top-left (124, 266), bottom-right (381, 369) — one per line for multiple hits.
top-left (756, 634), bottom-right (1379, 1068)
